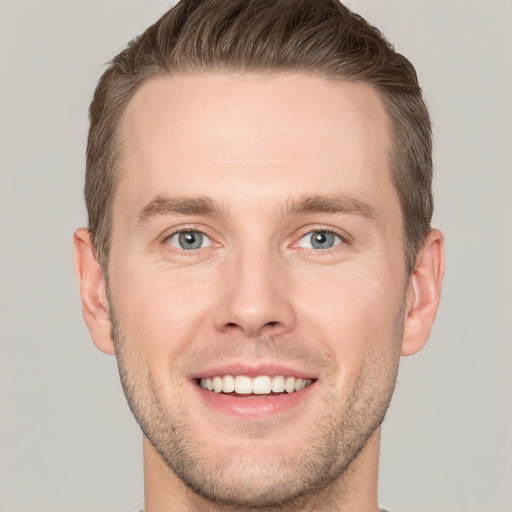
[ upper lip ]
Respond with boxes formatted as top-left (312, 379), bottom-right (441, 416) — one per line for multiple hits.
top-left (189, 362), bottom-right (319, 381)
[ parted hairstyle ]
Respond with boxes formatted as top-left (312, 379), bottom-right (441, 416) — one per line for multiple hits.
top-left (86, 0), bottom-right (433, 275)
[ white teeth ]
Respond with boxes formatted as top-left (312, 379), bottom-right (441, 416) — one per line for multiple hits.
top-left (234, 375), bottom-right (253, 394)
top-left (252, 376), bottom-right (272, 394)
top-left (213, 376), bottom-right (223, 393)
top-left (222, 375), bottom-right (235, 393)
top-left (271, 375), bottom-right (286, 393)
top-left (285, 376), bottom-right (296, 393)
top-left (199, 375), bottom-right (312, 395)
top-left (295, 378), bottom-right (308, 391)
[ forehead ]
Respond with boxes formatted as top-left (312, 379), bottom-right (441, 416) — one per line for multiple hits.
top-left (114, 72), bottom-right (396, 220)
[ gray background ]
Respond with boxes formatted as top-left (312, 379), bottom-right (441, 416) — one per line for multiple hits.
top-left (1, 1), bottom-right (511, 511)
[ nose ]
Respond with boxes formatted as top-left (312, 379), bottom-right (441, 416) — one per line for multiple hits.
top-left (213, 247), bottom-right (296, 338)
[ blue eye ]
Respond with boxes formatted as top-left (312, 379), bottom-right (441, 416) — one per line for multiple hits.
top-left (167, 231), bottom-right (211, 250)
top-left (298, 230), bottom-right (341, 250)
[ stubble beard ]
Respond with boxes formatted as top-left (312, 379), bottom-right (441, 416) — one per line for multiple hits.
top-left (109, 299), bottom-right (404, 511)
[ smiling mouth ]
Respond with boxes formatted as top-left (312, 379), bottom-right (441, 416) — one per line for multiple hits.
top-left (197, 375), bottom-right (314, 395)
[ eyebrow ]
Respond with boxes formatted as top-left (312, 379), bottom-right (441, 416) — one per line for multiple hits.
top-left (286, 195), bottom-right (377, 220)
top-left (134, 193), bottom-right (376, 226)
top-left (135, 195), bottom-right (227, 226)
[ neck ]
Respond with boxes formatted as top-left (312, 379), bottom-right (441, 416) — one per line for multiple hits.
top-left (143, 428), bottom-right (382, 512)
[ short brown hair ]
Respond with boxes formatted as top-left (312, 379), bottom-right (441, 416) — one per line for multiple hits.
top-left (86, 0), bottom-right (433, 274)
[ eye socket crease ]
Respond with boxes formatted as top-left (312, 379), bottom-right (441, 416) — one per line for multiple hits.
top-left (135, 193), bottom-right (374, 258)
top-left (159, 224), bottom-right (353, 261)
top-left (163, 227), bottom-right (347, 253)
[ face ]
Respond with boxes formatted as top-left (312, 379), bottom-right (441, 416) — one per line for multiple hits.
top-left (107, 73), bottom-right (408, 507)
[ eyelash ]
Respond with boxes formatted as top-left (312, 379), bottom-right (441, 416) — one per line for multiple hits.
top-left (293, 227), bottom-right (350, 252)
top-left (161, 226), bottom-right (219, 254)
top-left (160, 226), bottom-right (351, 255)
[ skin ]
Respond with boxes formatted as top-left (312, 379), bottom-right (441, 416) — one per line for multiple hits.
top-left (74, 73), bottom-right (444, 512)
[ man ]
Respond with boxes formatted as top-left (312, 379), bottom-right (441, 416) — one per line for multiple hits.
top-left (74, 0), bottom-right (444, 510)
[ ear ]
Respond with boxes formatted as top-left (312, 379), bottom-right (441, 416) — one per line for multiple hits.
top-left (73, 228), bottom-right (115, 355)
top-left (401, 229), bottom-right (445, 356)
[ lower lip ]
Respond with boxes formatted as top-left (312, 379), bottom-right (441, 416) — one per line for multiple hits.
top-left (193, 382), bottom-right (316, 419)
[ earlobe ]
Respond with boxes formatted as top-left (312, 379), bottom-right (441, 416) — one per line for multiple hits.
top-left (73, 228), bottom-right (115, 355)
top-left (401, 229), bottom-right (445, 356)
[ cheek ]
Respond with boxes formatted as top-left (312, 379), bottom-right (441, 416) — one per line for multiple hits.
top-left (296, 262), bottom-right (405, 367)
top-left (108, 259), bottom-right (217, 362)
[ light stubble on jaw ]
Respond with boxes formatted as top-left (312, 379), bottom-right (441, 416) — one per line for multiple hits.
top-left (106, 282), bottom-right (405, 511)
